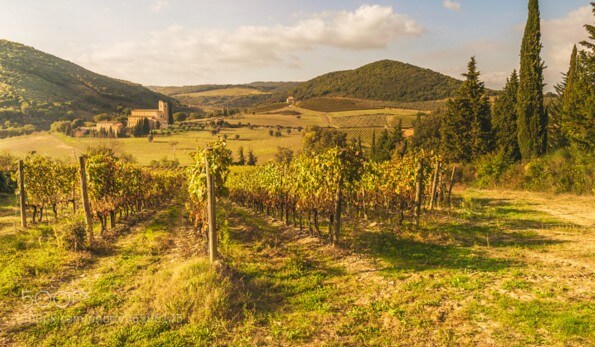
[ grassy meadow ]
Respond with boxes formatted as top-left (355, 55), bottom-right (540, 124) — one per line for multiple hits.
top-left (0, 188), bottom-right (593, 345)
top-left (0, 128), bottom-right (304, 166)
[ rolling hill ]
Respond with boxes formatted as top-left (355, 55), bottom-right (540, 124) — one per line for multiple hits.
top-left (0, 40), bottom-right (178, 129)
top-left (155, 60), bottom-right (464, 111)
top-left (291, 60), bottom-right (463, 103)
top-left (150, 82), bottom-right (300, 109)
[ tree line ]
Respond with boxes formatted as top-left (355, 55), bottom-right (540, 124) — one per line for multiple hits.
top-left (411, 0), bottom-right (594, 193)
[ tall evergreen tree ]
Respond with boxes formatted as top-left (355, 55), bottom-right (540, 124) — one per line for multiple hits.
top-left (370, 130), bottom-right (377, 160)
top-left (237, 146), bottom-right (246, 165)
top-left (441, 57), bottom-right (492, 162)
top-left (376, 129), bottom-right (391, 162)
top-left (492, 70), bottom-right (520, 161)
top-left (247, 149), bottom-right (257, 166)
top-left (549, 46), bottom-right (578, 150)
top-left (562, 45), bottom-right (580, 117)
top-left (142, 118), bottom-right (151, 135)
top-left (167, 102), bottom-right (174, 125)
top-left (569, 2), bottom-right (595, 151)
top-left (517, 0), bottom-right (547, 159)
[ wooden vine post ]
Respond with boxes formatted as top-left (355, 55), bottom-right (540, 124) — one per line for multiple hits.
top-left (205, 154), bottom-right (218, 263)
top-left (79, 156), bottom-right (93, 244)
top-left (447, 164), bottom-right (457, 208)
top-left (333, 175), bottom-right (343, 245)
top-left (429, 159), bottom-right (441, 211)
top-left (18, 160), bottom-right (27, 229)
top-left (414, 160), bottom-right (424, 226)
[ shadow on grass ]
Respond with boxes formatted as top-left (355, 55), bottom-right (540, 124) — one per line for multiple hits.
top-left (349, 194), bottom-right (577, 273)
top-left (431, 196), bottom-right (573, 248)
top-left (222, 205), bottom-right (344, 321)
top-left (356, 231), bottom-right (516, 273)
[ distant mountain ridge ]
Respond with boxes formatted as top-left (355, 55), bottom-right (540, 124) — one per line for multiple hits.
top-left (0, 40), bottom-right (177, 128)
top-left (150, 82), bottom-right (300, 109)
top-left (150, 81), bottom-right (300, 96)
top-left (291, 60), bottom-right (463, 103)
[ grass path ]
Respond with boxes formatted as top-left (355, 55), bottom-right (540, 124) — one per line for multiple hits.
top-left (463, 188), bottom-right (595, 228)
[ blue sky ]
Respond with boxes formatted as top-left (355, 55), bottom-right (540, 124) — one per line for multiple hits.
top-left (0, 0), bottom-right (592, 90)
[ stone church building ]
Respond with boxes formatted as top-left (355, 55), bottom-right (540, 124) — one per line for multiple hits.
top-left (128, 101), bottom-right (170, 129)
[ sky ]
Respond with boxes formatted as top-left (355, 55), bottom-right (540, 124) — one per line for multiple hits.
top-left (0, 0), bottom-right (592, 90)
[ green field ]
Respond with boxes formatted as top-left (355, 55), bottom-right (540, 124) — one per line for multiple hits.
top-left (0, 129), bottom-right (303, 166)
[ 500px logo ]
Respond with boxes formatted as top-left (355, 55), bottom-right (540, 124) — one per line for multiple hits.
top-left (21, 289), bottom-right (89, 309)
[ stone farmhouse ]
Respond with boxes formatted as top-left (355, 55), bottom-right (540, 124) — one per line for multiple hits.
top-left (96, 121), bottom-right (124, 136)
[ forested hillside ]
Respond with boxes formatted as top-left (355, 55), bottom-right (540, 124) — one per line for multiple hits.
top-left (0, 40), bottom-right (177, 129)
top-left (292, 60), bottom-right (463, 102)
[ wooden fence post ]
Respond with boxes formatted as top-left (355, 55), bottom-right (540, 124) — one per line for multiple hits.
top-left (414, 161), bottom-right (424, 227)
top-left (18, 160), bottom-right (27, 229)
top-left (447, 164), bottom-right (457, 208)
top-left (429, 159), bottom-right (441, 211)
top-left (333, 181), bottom-right (343, 245)
top-left (79, 156), bottom-right (93, 244)
top-left (205, 156), bottom-right (218, 263)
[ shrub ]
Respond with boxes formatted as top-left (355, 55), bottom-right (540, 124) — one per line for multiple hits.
top-left (55, 219), bottom-right (86, 251)
top-left (475, 152), bottom-right (512, 189)
top-left (471, 149), bottom-right (595, 195)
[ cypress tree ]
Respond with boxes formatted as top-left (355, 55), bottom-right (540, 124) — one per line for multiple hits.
top-left (549, 46), bottom-right (578, 150)
top-left (562, 45), bottom-right (580, 117)
top-left (237, 146), bottom-right (246, 165)
top-left (247, 149), bottom-right (257, 166)
top-left (517, 0), bottom-right (547, 159)
top-left (377, 129), bottom-right (391, 162)
top-left (441, 57), bottom-right (491, 162)
top-left (142, 118), bottom-right (151, 135)
top-left (570, 3), bottom-right (595, 151)
top-left (492, 70), bottom-right (520, 161)
top-left (391, 120), bottom-right (405, 146)
top-left (167, 102), bottom-right (174, 125)
top-left (370, 130), bottom-right (377, 160)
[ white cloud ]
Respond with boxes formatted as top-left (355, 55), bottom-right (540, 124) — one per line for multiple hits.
top-left (443, 0), bottom-right (461, 12)
top-left (150, 0), bottom-right (169, 13)
top-left (542, 5), bottom-right (592, 85)
top-left (74, 4), bottom-right (423, 85)
top-left (482, 72), bottom-right (510, 87)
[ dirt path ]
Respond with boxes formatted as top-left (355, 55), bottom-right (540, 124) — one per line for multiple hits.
top-left (463, 188), bottom-right (595, 228)
top-left (323, 114), bottom-right (334, 127)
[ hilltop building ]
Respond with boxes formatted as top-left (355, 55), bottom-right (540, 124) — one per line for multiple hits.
top-left (95, 121), bottom-right (124, 137)
top-left (128, 101), bottom-right (170, 129)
